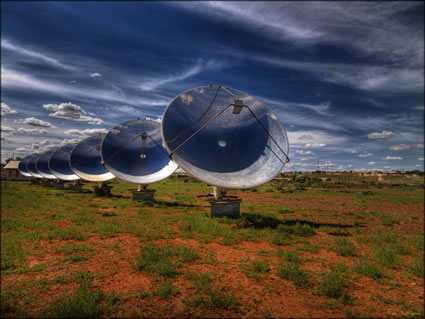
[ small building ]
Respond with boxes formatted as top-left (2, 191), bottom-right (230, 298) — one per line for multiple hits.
top-left (1, 161), bottom-right (31, 181)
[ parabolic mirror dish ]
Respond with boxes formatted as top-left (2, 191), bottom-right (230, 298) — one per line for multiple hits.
top-left (101, 119), bottom-right (177, 184)
top-left (70, 135), bottom-right (115, 182)
top-left (162, 86), bottom-right (289, 189)
top-left (27, 154), bottom-right (43, 178)
top-left (36, 150), bottom-right (57, 179)
top-left (49, 144), bottom-right (80, 181)
top-left (18, 155), bottom-right (33, 177)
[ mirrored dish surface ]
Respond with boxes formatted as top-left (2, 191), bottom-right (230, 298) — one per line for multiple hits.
top-left (49, 144), bottom-right (80, 181)
top-left (36, 150), bottom-right (57, 179)
top-left (18, 155), bottom-right (33, 177)
top-left (27, 154), bottom-right (44, 178)
top-left (70, 135), bottom-right (115, 182)
top-left (101, 119), bottom-right (177, 184)
top-left (162, 86), bottom-right (289, 189)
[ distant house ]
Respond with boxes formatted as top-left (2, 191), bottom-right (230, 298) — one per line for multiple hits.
top-left (1, 161), bottom-right (31, 181)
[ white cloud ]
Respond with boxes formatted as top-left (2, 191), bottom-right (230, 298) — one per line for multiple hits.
top-left (139, 59), bottom-right (228, 91)
top-left (1, 39), bottom-right (75, 70)
top-left (1, 103), bottom-right (17, 115)
top-left (358, 153), bottom-right (373, 158)
top-left (300, 158), bottom-right (308, 161)
top-left (368, 130), bottom-right (396, 140)
top-left (64, 128), bottom-right (108, 137)
top-left (61, 138), bottom-right (83, 146)
top-left (414, 105), bottom-right (424, 110)
top-left (15, 117), bottom-right (55, 127)
top-left (43, 102), bottom-right (104, 125)
top-left (296, 150), bottom-right (313, 155)
top-left (1, 125), bottom-right (14, 133)
top-left (390, 144), bottom-right (424, 151)
top-left (382, 156), bottom-right (403, 160)
top-left (90, 73), bottom-right (102, 78)
top-left (17, 128), bottom-right (48, 134)
top-left (418, 158), bottom-right (424, 161)
top-left (368, 162), bottom-right (376, 165)
top-left (304, 143), bottom-right (326, 148)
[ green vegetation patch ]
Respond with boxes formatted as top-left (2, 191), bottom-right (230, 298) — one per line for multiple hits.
top-left (184, 272), bottom-right (239, 311)
top-left (332, 238), bottom-right (357, 257)
top-left (353, 260), bottom-right (384, 280)
top-left (136, 243), bottom-right (199, 277)
top-left (276, 262), bottom-right (310, 288)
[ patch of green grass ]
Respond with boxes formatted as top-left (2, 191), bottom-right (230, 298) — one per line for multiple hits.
top-left (353, 261), bottom-right (384, 279)
top-left (1, 234), bottom-right (28, 271)
top-left (276, 262), bottom-right (310, 288)
top-left (296, 243), bottom-right (320, 254)
top-left (380, 215), bottom-right (400, 226)
top-left (66, 254), bottom-right (89, 263)
top-left (277, 249), bottom-right (301, 264)
top-left (45, 285), bottom-right (103, 318)
top-left (270, 232), bottom-right (293, 246)
top-left (49, 226), bottom-right (89, 241)
top-left (408, 254), bottom-right (424, 278)
top-left (332, 238), bottom-right (356, 257)
top-left (317, 271), bottom-right (348, 299)
top-left (20, 262), bottom-right (47, 273)
top-left (57, 244), bottom-right (96, 255)
top-left (154, 281), bottom-right (179, 299)
top-left (277, 222), bottom-right (315, 237)
top-left (277, 208), bottom-right (295, 215)
top-left (257, 249), bottom-right (272, 256)
top-left (247, 260), bottom-right (270, 277)
top-left (375, 246), bottom-right (401, 269)
top-left (136, 243), bottom-right (199, 277)
top-left (184, 272), bottom-right (239, 311)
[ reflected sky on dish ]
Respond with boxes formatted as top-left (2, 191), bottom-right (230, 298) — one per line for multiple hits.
top-left (101, 119), bottom-right (177, 184)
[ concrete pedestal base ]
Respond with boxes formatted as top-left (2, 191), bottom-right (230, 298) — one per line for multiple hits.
top-left (131, 189), bottom-right (156, 201)
top-left (93, 185), bottom-right (112, 197)
top-left (210, 199), bottom-right (241, 218)
top-left (69, 183), bottom-right (83, 192)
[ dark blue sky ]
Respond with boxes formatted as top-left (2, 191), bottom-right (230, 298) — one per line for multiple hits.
top-left (1, 2), bottom-right (424, 171)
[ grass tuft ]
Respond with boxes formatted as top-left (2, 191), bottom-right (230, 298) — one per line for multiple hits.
top-left (135, 243), bottom-right (199, 277)
top-left (276, 262), bottom-right (310, 288)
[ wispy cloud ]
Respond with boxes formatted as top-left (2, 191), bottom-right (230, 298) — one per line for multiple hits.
top-left (139, 59), bottom-right (228, 91)
top-left (1, 103), bottom-right (17, 116)
top-left (296, 150), bottom-right (313, 155)
top-left (15, 117), bottom-right (55, 128)
top-left (368, 162), bottom-right (376, 165)
top-left (90, 72), bottom-right (102, 78)
top-left (1, 38), bottom-right (75, 70)
top-left (17, 128), bottom-right (48, 134)
top-left (390, 144), bottom-right (424, 151)
top-left (368, 130), bottom-right (396, 140)
top-left (64, 128), bottom-right (108, 137)
top-left (358, 153), bottom-right (373, 158)
top-left (304, 143), bottom-right (326, 149)
top-left (43, 102), bottom-right (104, 125)
top-left (382, 156), bottom-right (403, 160)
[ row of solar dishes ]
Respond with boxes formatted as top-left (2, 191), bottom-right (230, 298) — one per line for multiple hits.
top-left (18, 86), bottom-right (290, 189)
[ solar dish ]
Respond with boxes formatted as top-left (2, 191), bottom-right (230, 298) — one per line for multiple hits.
top-left (27, 154), bottom-right (43, 178)
top-left (162, 85), bottom-right (289, 189)
top-left (70, 135), bottom-right (115, 182)
top-left (49, 144), bottom-right (80, 181)
top-left (101, 118), bottom-right (177, 184)
top-left (36, 150), bottom-right (57, 179)
top-left (18, 155), bottom-right (33, 177)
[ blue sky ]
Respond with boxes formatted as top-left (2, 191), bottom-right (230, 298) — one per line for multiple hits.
top-left (1, 1), bottom-right (424, 171)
